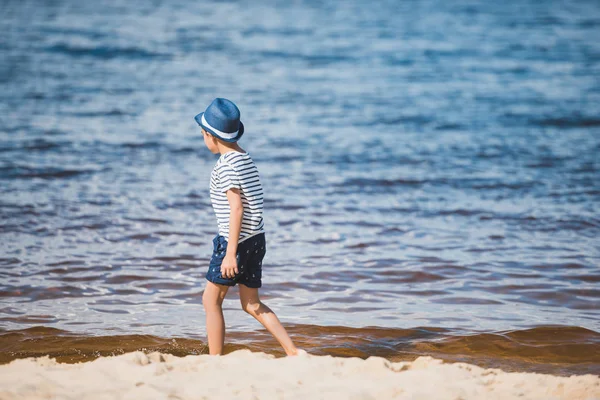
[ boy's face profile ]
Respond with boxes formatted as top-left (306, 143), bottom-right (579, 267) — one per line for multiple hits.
top-left (202, 129), bottom-right (219, 154)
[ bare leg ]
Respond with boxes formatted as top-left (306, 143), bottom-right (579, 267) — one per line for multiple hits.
top-left (238, 284), bottom-right (299, 356)
top-left (202, 281), bottom-right (230, 355)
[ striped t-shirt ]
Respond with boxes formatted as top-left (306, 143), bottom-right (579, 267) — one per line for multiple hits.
top-left (210, 151), bottom-right (265, 242)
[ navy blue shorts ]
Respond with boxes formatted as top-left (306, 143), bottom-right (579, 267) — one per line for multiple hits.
top-left (206, 233), bottom-right (266, 288)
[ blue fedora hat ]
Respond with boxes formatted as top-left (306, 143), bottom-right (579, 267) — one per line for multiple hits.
top-left (194, 98), bottom-right (244, 143)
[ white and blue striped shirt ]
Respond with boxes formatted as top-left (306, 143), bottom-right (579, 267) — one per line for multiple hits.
top-left (210, 151), bottom-right (265, 242)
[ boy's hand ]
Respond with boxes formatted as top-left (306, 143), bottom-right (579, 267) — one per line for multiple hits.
top-left (221, 254), bottom-right (238, 279)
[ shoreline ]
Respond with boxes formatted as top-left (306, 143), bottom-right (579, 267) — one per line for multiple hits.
top-left (1, 324), bottom-right (599, 377)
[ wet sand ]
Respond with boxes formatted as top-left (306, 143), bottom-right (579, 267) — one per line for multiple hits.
top-left (1, 350), bottom-right (598, 400)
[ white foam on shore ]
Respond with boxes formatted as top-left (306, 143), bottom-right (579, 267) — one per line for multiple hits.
top-left (0, 350), bottom-right (598, 400)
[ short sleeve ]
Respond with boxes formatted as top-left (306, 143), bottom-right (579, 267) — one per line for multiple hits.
top-left (216, 162), bottom-right (241, 193)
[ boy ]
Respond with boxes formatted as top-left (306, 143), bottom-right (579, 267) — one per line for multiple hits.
top-left (194, 98), bottom-right (300, 356)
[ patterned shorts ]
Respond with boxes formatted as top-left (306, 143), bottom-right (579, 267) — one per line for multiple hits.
top-left (206, 233), bottom-right (266, 288)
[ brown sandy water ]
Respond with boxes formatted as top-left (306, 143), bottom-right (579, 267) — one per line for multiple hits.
top-left (1, 325), bottom-right (598, 377)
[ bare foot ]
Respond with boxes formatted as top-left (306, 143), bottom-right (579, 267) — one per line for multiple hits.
top-left (288, 349), bottom-right (308, 357)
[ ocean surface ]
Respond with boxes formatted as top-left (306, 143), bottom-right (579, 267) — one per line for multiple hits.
top-left (1, 0), bottom-right (599, 375)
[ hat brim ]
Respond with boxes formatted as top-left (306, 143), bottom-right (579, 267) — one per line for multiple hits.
top-left (194, 112), bottom-right (244, 143)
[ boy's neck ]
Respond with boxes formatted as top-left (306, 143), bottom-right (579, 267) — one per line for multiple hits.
top-left (216, 141), bottom-right (245, 155)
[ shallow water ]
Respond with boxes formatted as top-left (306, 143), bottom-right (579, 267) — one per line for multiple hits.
top-left (1, 325), bottom-right (599, 376)
top-left (1, 0), bottom-right (600, 372)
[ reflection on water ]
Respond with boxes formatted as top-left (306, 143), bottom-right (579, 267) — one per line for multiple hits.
top-left (1, 0), bottom-right (600, 372)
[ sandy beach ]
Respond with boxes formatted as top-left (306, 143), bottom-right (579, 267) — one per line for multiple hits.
top-left (0, 350), bottom-right (598, 400)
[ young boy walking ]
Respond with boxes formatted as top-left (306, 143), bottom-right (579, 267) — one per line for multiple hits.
top-left (194, 98), bottom-right (300, 356)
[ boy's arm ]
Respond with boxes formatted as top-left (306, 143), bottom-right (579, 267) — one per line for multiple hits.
top-left (221, 188), bottom-right (243, 278)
